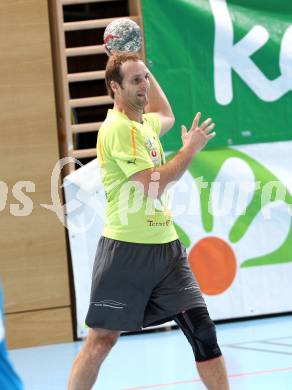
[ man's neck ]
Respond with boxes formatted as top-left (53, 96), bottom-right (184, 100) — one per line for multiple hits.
top-left (113, 102), bottom-right (143, 124)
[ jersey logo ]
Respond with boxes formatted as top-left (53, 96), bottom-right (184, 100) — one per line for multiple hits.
top-left (127, 158), bottom-right (136, 164)
top-left (145, 136), bottom-right (161, 165)
top-left (145, 138), bottom-right (155, 149)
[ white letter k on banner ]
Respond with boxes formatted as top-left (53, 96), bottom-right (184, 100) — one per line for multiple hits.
top-left (210, 0), bottom-right (292, 105)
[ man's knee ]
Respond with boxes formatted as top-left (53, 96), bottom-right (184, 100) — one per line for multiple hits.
top-left (174, 306), bottom-right (222, 362)
top-left (86, 329), bottom-right (120, 358)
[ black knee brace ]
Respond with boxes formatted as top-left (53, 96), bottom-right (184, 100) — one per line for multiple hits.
top-left (174, 306), bottom-right (222, 362)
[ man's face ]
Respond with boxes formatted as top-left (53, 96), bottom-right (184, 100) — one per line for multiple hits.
top-left (112, 60), bottom-right (150, 109)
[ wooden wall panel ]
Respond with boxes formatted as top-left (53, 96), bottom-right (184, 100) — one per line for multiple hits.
top-left (0, 1), bottom-right (73, 347)
top-left (6, 308), bottom-right (73, 349)
top-left (1, 210), bottom-right (70, 313)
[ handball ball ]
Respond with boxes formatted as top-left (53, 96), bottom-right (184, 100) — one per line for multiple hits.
top-left (103, 18), bottom-right (142, 53)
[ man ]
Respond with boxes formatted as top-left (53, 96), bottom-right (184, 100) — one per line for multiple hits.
top-left (68, 52), bottom-right (229, 389)
top-left (0, 285), bottom-right (23, 390)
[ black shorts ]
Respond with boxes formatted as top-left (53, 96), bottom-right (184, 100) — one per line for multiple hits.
top-left (85, 237), bottom-right (206, 331)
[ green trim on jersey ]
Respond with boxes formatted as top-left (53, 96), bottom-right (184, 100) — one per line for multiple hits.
top-left (97, 109), bottom-right (178, 244)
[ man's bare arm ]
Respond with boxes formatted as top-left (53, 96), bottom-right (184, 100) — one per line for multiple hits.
top-left (131, 113), bottom-right (216, 198)
top-left (144, 72), bottom-right (175, 136)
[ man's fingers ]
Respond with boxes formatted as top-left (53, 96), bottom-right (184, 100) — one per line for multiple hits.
top-left (103, 44), bottom-right (112, 56)
top-left (181, 125), bottom-right (187, 137)
top-left (191, 112), bottom-right (201, 130)
top-left (200, 118), bottom-right (212, 130)
top-left (206, 131), bottom-right (216, 140)
top-left (204, 123), bottom-right (215, 133)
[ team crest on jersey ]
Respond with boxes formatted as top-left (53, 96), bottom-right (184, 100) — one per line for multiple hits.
top-left (145, 136), bottom-right (160, 165)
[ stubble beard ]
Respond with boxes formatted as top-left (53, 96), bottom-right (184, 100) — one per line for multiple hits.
top-left (135, 94), bottom-right (148, 110)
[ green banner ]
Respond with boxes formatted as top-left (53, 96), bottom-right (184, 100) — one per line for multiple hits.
top-left (141, 0), bottom-right (292, 151)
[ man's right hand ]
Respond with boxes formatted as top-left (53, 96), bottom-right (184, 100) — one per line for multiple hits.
top-left (181, 112), bottom-right (216, 155)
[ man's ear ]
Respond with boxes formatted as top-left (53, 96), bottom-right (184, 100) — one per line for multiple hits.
top-left (110, 80), bottom-right (119, 95)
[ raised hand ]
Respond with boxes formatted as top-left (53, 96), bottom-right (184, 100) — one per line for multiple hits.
top-left (181, 112), bottom-right (216, 155)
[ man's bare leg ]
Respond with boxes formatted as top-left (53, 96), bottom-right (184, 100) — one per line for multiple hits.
top-left (68, 328), bottom-right (120, 390)
top-left (196, 356), bottom-right (229, 390)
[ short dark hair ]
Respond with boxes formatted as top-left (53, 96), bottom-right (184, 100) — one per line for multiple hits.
top-left (105, 52), bottom-right (141, 99)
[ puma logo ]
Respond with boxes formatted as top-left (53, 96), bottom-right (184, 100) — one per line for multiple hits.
top-left (127, 159), bottom-right (136, 164)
